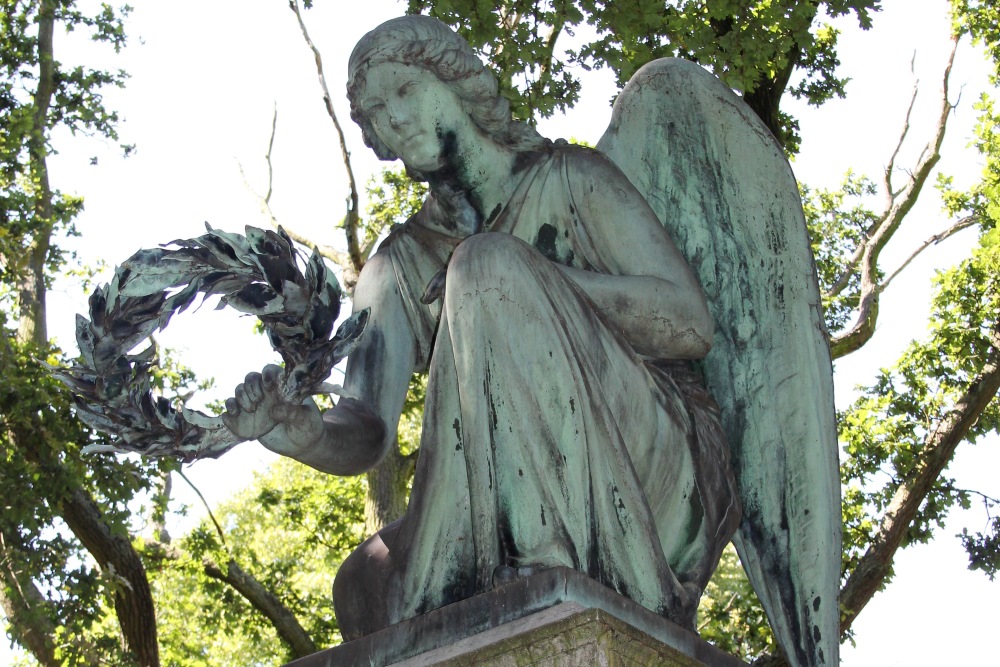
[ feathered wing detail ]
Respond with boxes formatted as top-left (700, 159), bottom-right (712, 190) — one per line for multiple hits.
top-left (597, 58), bottom-right (840, 667)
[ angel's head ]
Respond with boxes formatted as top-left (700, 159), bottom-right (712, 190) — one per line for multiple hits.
top-left (347, 16), bottom-right (544, 174)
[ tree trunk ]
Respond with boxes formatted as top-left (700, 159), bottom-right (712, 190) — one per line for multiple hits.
top-left (60, 487), bottom-right (161, 666)
top-left (17, 0), bottom-right (56, 347)
top-left (742, 67), bottom-right (794, 148)
top-left (709, 2), bottom-right (812, 152)
top-left (364, 442), bottom-right (416, 535)
top-left (17, 428), bottom-right (161, 667)
top-left (0, 532), bottom-right (60, 667)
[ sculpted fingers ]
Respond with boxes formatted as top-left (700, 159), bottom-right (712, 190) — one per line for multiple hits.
top-left (262, 364), bottom-right (282, 388)
top-left (236, 373), bottom-right (264, 412)
top-left (223, 367), bottom-right (287, 441)
top-left (222, 397), bottom-right (257, 441)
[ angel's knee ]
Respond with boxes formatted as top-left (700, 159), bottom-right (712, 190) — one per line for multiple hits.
top-left (447, 233), bottom-right (537, 297)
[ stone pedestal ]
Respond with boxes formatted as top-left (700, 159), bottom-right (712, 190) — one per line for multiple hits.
top-left (285, 568), bottom-right (746, 667)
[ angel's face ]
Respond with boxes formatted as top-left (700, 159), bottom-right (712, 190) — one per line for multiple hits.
top-left (357, 63), bottom-right (465, 173)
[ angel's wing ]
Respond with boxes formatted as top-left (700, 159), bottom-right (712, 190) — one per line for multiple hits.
top-left (597, 58), bottom-right (840, 667)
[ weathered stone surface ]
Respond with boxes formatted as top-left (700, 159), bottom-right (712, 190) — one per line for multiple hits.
top-left (396, 605), bottom-right (710, 667)
top-left (284, 568), bottom-right (745, 667)
top-left (230, 14), bottom-right (839, 667)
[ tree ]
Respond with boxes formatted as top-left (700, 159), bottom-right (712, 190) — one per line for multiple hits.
top-left (149, 461), bottom-right (366, 666)
top-left (0, 2), bottom-right (165, 664)
top-left (406, 0), bottom-right (879, 153)
top-left (0, 4), bottom-right (308, 665)
top-left (5, 1), bottom-right (998, 665)
top-left (389, 1), bottom-right (999, 663)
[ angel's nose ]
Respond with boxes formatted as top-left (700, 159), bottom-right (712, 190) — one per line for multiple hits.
top-left (388, 107), bottom-right (407, 129)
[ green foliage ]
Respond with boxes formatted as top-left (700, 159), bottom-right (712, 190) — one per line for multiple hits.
top-left (408, 0), bottom-right (878, 148)
top-left (364, 166), bottom-right (428, 250)
top-left (940, 94), bottom-right (1000, 231)
top-left (801, 172), bottom-right (881, 332)
top-left (0, 332), bottom-right (173, 666)
top-left (696, 545), bottom-right (775, 661)
top-left (960, 513), bottom-right (1000, 580)
top-left (0, 0), bottom-right (131, 287)
top-left (398, 372), bottom-right (427, 456)
top-left (406, 0), bottom-right (586, 120)
top-left (951, 0), bottom-right (1000, 82)
top-left (839, 226), bottom-right (1000, 586)
top-left (152, 460), bottom-right (367, 665)
top-left (0, 1), bottom-right (130, 152)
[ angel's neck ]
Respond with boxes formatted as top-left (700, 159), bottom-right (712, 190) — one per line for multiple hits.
top-left (429, 130), bottom-right (518, 229)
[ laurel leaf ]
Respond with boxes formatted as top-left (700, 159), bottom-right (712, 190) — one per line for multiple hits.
top-left (224, 283), bottom-right (283, 315)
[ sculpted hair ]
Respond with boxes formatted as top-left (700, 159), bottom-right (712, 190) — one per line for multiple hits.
top-left (347, 15), bottom-right (546, 161)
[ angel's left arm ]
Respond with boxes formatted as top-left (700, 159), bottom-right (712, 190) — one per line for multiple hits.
top-left (558, 150), bottom-right (713, 360)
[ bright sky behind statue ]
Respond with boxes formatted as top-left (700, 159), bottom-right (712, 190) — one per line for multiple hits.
top-left (5, 0), bottom-right (998, 664)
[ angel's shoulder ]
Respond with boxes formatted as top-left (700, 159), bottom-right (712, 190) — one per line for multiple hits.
top-left (553, 141), bottom-right (623, 174)
top-left (546, 143), bottom-right (654, 226)
top-left (548, 142), bottom-right (648, 208)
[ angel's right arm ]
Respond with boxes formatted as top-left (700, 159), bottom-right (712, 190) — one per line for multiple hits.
top-left (321, 250), bottom-right (419, 474)
top-left (226, 250), bottom-right (418, 476)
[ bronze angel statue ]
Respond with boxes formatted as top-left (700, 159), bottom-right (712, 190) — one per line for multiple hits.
top-left (219, 15), bottom-right (840, 667)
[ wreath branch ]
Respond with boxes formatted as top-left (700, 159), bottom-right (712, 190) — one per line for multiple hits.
top-left (48, 224), bottom-right (368, 461)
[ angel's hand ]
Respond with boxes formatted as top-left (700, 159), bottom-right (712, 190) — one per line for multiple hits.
top-left (222, 364), bottom-right (324, 458)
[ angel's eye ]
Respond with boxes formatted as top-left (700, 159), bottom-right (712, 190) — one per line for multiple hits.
top-left (398, 81), bottom-right (417, 97)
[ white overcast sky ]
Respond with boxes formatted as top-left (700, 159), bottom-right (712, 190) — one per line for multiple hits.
top-left (5, 0), bottom-right (998, 664)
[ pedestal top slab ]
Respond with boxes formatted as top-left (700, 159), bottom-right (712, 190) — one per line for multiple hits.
top-left (285, 567), bottom-right (747, 667)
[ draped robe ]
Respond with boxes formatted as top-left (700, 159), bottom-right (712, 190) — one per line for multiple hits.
top-left (372, 142), bottom-right (741, 628)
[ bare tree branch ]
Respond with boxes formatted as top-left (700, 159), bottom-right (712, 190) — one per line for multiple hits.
top-left (279, 222), bottom-right (350, 270)
top-left (839, 323), bottom-right (1000, 634)
top-left (237, 145), bottom-right (351, 273)
top-left (830, 35), bottom-right (959, 359)
top-left (289, 0), bottom-right (363, 278)
top-left (265, 102), bottom-right (277, 205)
top-left (176, 468), bottom-right (227, 546)
top-left (202, 558), bottom-right (318, 659)
top-left (880, 215), bottom-right (977, 290)
top-left (884, 77), bottom-right (920, 200)
top-left (827, 241), bottom-right (866, 298)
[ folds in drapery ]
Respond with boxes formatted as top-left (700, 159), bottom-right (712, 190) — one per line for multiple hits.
top-left (377, 144), bottom-right (740, 629)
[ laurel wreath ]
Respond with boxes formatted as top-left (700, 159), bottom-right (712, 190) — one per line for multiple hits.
top-left (48, 224), bottom-right (368, 461)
